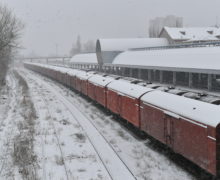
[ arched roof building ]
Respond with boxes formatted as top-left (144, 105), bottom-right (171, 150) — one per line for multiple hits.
top-left (96, 38), bottom-right (169, 65)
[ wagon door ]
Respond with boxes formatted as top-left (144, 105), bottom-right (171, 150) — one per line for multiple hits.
top-left (164, 113), bottom-right (175, 148)
top-left (117, 94), bottom-right (122, 115)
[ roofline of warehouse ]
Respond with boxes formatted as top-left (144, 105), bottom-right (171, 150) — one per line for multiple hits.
top-left (104, 64), bottom-right (220, 75)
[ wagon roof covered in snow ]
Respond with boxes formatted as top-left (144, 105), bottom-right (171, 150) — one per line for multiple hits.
top-left (141, 91), bottom-right (220, 127)
top-left (52, 66), bottom-right (71, 73)
top-left (96, 38), bottom-right (169, 52)
top-left (88, 74), bottom-right (116, 87)
top-left (107, 80), bottom-right (153, 98)
top-left (66, 69), bottom-right (83, 76)
top-left (112, 46), bottom-right (220, 73)
top-left (25, 63), bottom-right (68, 73)
top-left (28, 62), bottom-right (83, 75)
top-left (70, 53), bottom-right (98, 64)
top-left (75, 71), bottom-right (95, 80)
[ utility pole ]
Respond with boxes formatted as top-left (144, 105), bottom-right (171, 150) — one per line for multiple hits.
top-left (216, 16), bottom-right (219, 27)
top-left (55, 44), bottom-right (58, 56)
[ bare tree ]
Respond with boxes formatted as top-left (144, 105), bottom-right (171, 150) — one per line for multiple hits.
top-left (0, 4), bottom-right (23, 87)
top-left (83, 40), bottom-right (95, 53)
top-left (70, 35), bottom-right (82, 56)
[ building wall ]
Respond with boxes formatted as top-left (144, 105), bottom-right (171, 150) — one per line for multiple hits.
top-left (159, 30), bottom-right (175, 44)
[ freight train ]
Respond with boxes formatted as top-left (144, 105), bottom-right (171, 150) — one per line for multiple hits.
top-left (24, 62), bottom-right (220, 177)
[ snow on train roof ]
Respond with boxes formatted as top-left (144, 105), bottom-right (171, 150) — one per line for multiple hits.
top-left (88, 74), bottom-right (115, 87)
top-left (113, 46), bottom-right (220, 72)
top-left (29, 63), bottom-right (69, 73)
top-left (52, 66), bottom-right (70, 73)
top-left (70, 53), bottom-right (98, 64)
top-left (97, 38), bottom-right (169, 52)
top-left (75, 71), bottom-right (95, 80)
top-left (141, 91), bottom-right (220, 127)
top-left (25, 62), bottom-right (80, 74)
top-left (51, 66), bottom-right (80, 75)
top-left (66, 69), bottom-right (83, 76)
top-left (107, 80), bottom-right (153, 98)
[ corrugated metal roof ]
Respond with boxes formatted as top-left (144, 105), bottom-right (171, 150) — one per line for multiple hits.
top-left (96, 38), bottom-right (169, 52)
top-left (112, 46), bottom-right (220, 73)
top-left (70, 53), bottom-right (98, 64)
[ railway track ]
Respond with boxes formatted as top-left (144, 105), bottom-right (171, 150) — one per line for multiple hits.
top-left (17, 70), bottom-right (112, 179)
top-left (53, 85), bottom-right (137, 178)
top-left (15, 70), bottom-right (73, 180)
top-left (34, 89), bottom-right (70, 180)
top-left (18, 70), bottom-right (112, 179)
top-left (19, 69), bottom-right (136, 180)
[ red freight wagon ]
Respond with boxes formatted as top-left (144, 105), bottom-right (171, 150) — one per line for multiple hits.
top-left (64, 70), bottom-right (73, 86)
top-left (59, 71), bottom-right (66, 84)
top-left (66, 69), bottom-right (80, 88)
top-left (88, 74), bottom-right (116, 106)
top-left (107, 80), bottom-right (152, 127)
top-left (75, 77), bottom-right (82, 92)
top-left (55, 68), bottom-right (62, 83)
top-left (75, 71), bottom-right (94, 95)
top-left (50, 68), bottom-right (57, 80)
top-left (66, 71), bottom-right (71, 87)
top-left (87, 81), bottom-right (96, 100)
top-left (140, 90), bottom-right (220, 176)
top-left (58, 67), bottom-right (70, 85)
top-left (41, 67), bottom-right (47, 76)
top-left (44, 66), bottom-right (50, 77)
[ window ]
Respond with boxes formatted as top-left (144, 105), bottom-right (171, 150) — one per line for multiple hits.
top-left (207, 30), bottom-right (213, 35)
top-left (180, 31), bottom-right (186, 35)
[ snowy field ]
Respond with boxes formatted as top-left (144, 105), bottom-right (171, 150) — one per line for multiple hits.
top-left (0, 67), bottom-right (215, 180)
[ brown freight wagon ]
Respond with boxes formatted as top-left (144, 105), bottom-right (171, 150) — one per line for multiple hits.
top-left (24, 62), bottom-right (220, 177)
top-left (107, 79), bottom-right (152, 127)
top-left (50, 68), bottom-right (57, 80)
top-left (55, 70), bottom-right (62, 83)
top-left (140, 90), bottom-right (220, 176)
top-left (61, 71), bottom-right (67, 85)
top-left (88, 74), bottom-right (116, 106)
top-left (87, 80), bottom-right (96, 100)
top-left (66, 69), bottom-right (82, 89)
top-left (75, 71), bottom-right (94, 95)
top-left (56, 67), bottom-right (69, 85)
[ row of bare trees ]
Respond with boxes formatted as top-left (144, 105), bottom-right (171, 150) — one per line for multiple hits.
top-left (70, 35), bottom-right (96, 56)
top-left (0, 5), bottom-right (23, 87)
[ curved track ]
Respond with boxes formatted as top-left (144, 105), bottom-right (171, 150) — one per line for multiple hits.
top-left (19, 69), bottom-right (136, 180)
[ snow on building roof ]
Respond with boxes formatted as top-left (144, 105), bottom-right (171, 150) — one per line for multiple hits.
top-left (112, 46), bottom-right (220, 73)
top-left (70, 53), bottom-right (98, 64)
top-left (96, 38), bottom-right (169, 64)
top-left (162, 26), bottom-right (220, 41)
top-left (88, 74), bottom-right (116, 87)
top-left (107, 79), bottom-right (153, 98)
top-left (96, 38), bottom-right (169, 52)
top-left (141, 90), bottom-right (220, 127)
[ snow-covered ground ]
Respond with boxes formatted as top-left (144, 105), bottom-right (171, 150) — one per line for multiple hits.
top-left (0, 67), bottom-right (214, 179)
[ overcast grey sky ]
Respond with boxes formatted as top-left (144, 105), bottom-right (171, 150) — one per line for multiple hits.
top-left (1, 0), bottom-right (220, 56)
